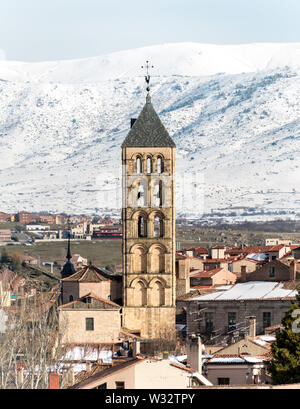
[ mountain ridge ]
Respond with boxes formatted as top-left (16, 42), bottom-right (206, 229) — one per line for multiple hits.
top-left (0, 42), bottom-right (300, 221)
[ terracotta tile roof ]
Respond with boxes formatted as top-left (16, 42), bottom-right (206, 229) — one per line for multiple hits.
top-left (61, 264), bottom-right (111, 282)
top-left (69, 357), bottom-right (145, 389)
top-left (119, 330), bottom-right (143, 341)
top-left (176, 253), bottom-right (188, 260)
top-left (190, 268), bottom-right (223, 278)
top-left (170, 362), bottom-right (195, 373)
top-left (59, 293), bottom-right (121, 310)
top-left (205, 354), bottom-right (267, 364)
top-left (269, 244), bottom-right (286, 251)
top-left (194, 247), bottom-right (209, 254)
top-left (226, 246), bottom-right (273, 255)
top-left (203, 258), bottom-right (232, 263)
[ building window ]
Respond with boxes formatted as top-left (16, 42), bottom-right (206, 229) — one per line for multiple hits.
top-left (138, 216), bottom-right (147, 237)
top-left (218, 378), bottom-right (230, 385)
top-left (269, 266), bottom-right (275, 277)
top-left (115, 381), bottom-right (125, 389)
top-left (157, 156), bottom-right (163, 173)
top-left (85, 317), bottom-right (94, 331)
top-left (154, 216), bottom-right (163, 237)
top-left (263, 312), bottom-right (271, 329)
top-left (153, 180), bottom-right (163, 207)
top-left (136, 157), bottom-right (142, 174)
top-left (137, 183), bottom-right (145, 206)
top-left (96, 383), bottom-right (107, 389)
top-left (205, 312), bottom-right (213, 334)
top-left (146, 157), bottom-right (152, 174)
top-left (228, 312), bottom-right (237, 332)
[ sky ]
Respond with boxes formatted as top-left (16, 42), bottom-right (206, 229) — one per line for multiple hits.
top-left (0, 0), bottom-right (299, 62)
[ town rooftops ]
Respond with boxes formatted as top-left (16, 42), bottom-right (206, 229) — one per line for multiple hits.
top-left (188, 281), bottom-right (299, 301)
top-left (61, 264), bottom-right (118, 282)
top-left (69, 357), bottom-right (145, 389)
top-left (59, 293), bottom-right (121, 310)
top-left (121, 94), bottom-right (176, 148)
top-left (205, 354), bottom-right (265, 365)
top-left (190, 268), bottom-right (223, 278)
top-left (269, 244), bottom-right (287, 251)
top-left (194, 247), bottom-right (209, 255)
top-left (226, 246), bottom-right (273, 255)
top-left (203, 258), bottom-right (233, 263)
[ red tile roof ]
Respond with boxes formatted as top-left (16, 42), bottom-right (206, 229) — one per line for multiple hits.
top-left (269, 244), bottom-right (286, 251)
top-left (190, 268), bottom-right (223, 278)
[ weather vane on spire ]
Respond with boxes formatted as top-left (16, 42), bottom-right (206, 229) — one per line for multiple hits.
top-left (141, 60), bottom-right (154, 93)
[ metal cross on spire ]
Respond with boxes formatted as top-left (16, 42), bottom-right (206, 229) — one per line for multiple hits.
top-left (141, 60), bottom-right (154, 93)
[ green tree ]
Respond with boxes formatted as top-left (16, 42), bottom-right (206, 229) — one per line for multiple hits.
top-left (268, 290), bottom-right (300, 384)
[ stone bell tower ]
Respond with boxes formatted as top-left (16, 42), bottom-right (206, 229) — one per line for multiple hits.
top-left (121, 82), bottom-right (176, 340)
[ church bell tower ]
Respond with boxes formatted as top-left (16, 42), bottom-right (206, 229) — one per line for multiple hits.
top-left (121, 66), bottom-right (176, 339)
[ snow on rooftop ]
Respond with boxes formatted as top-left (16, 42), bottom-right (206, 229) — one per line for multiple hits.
top-left (62, 346), bottom-right (112, 362)
top-left (208, 356), bottom-right (264, 364)
top-left (253, 339), bottom-right (267, 347)
top-left (258, 335), bottom-right (276, 342)
top-left (208, 357), bottom-right (245, 364)
top-left (246, 253), bottom-right (268, 261)
top-left (190, 281), bottom-right (297, 301)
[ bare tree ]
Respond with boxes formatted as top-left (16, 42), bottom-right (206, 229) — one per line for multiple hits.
top-left (0, 280), bottom-right (68, 389)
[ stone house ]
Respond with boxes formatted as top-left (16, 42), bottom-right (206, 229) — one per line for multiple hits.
top-left (58, 293), bottom-right (122, 344)
top-left (231, 257), bottom-right (262, 274)
top-left (240, 259), bottom-right (299, 282)
top-left (202, 258), bottom-right (233, 271)
top-left (190, 267), bottom-right (237, 288)
top-left (184, 280), bottom-right (300, 340)
top-left (267, 244), bottom-right (291, 261)
top-left (68, 355), bottom-right (211, 389)
top-left (204, 355), bottom-right (268, 386)
top-left (176, 254), bottom-right (190, 298)
top-left (60, 264), bottom-right (122, 305)
top-left (211, 246), bottom-right (225, 259)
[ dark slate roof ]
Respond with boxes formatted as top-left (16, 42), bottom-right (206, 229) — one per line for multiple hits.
top-left (122, 94), bottom-right (176, 148)
top-left (61, 260), bottom-right (76, 279)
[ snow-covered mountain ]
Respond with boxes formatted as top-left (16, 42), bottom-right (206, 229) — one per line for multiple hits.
top-left (1, 42), bottom-right (300, 220)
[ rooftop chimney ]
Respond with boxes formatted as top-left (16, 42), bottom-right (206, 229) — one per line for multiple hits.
top-left (241, 265), bottom-right (248, 283)
top-left (48, 372), bottom-right (60, 389)
top-left (187, 334), bottom-right (202, 375)
top-left (130, 118), bottom-right (137, 128)
top-left (248, 316), bottom-right (256, 338)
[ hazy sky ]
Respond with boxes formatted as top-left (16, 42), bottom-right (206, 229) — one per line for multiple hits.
top-left (0, 0), bottom-right (299, 62)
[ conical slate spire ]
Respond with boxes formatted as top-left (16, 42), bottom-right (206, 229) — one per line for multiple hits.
top-left (66, 230), bottom-right (72, 261)
top-left (122, 94), bottom-right (176, 148)
top-left (61, 226), bottom-right (76, 279)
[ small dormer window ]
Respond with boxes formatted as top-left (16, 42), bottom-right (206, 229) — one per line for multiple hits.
top-left (86, 296), bottom-right (92, 304)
